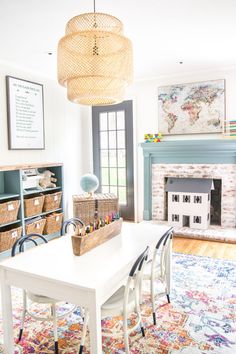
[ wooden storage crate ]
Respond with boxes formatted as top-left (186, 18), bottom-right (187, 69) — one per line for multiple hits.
top-left (25, 218), bottom-right (46, 235)
top-left (0, 199), bottom-right (20, 225)
top-left (43, 191), bottom-right (62, 212)
top-left (71, 218), bottom-right (122, 256)
top-left (43, 212), bottom-right (63, 235)
top-left (73, 193), bottom-right (119, 225)
top-left (24, 195), bottom-right (45, 218)
top-left (0, 225), bottom-right (22, 252)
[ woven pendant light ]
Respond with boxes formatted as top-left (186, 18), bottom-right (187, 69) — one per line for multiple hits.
top-left (57, 2), bottom-right (133, 106)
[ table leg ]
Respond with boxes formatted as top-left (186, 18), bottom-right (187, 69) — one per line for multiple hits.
top-left (89, 299), bottom-right (102, 354)
top-left (0, 270), bottom-right (14, 354)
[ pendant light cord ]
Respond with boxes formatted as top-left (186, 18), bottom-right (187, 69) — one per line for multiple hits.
top-left (93, 0), bottom-right (96, 13)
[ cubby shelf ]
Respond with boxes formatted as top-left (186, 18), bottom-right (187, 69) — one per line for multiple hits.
top-left (0, 193), bottom-right (20, 200)
top-left (0, 163), bottom-right (64, 261)
top-left (23, 186), bottom-right (62, 196)
top-left (24, 208), bottom-right (63, 221)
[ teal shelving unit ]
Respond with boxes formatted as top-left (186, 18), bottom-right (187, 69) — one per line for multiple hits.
top-left (0, 163), bottom-right (64, 261)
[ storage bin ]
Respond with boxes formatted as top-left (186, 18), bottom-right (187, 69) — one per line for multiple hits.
top-left (0, 225), bottom-right (22, 252)
top-left (24, 195), bottom-right (45, 218)
top-left (73, 193), bottom-right (119, 225)
top-left (0, 199), bottom-right (20, 225)
top-left (25, 218), bottom-right (46, 235)
top-left (43, 212), bottom-right (63, 235)
top-left (43, 191), bottom-right (62, 212)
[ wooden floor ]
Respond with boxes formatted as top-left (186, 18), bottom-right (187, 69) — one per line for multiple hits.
top-left (173, 237), bottom-right (236, 260)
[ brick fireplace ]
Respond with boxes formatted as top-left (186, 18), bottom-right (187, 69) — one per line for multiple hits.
top-left (141, 140), bottom-right (236, 231)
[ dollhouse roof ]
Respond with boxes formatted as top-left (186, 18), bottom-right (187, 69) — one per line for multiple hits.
top-left (165, 178), bottom-right (214, 193)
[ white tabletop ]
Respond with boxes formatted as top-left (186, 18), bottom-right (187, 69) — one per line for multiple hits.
top-left (1, 222), bottom-right (170, 292)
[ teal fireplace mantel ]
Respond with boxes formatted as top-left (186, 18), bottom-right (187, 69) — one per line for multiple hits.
top-left (140, 139), bottom-right (236, 220)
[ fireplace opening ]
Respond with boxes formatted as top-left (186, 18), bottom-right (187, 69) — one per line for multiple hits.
top-left (165, 178), bottom-right (222, 227)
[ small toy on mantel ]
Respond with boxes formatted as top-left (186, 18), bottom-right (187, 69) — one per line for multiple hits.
top-left (144, 133), bottom-right (162, 143)
top-left (38, 170), bottom-right (57, 189)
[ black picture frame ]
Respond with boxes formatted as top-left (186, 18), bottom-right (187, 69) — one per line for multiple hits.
top-left (6, 76), bottom-right (45, 150)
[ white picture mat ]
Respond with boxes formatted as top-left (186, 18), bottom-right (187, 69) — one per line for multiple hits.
top-left (6, 76), bottom-right (45, 149)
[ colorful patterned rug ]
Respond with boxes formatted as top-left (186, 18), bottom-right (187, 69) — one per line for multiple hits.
top-left (0, 252), bottom-right (235, 353)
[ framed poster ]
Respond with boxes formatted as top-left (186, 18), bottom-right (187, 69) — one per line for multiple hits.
top-left (158, 79), bottom-right (225, 135)
top-left (6, 76), bottom-right (45, 149)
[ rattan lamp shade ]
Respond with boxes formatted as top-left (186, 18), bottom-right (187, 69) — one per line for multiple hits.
top-left (58, 13), bottom-right (133, 105)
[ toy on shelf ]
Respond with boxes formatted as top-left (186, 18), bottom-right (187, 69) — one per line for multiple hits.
top-left (144, 133), bottom-right (162, 143)
top-left (223, 120), bottom-right (236, 139)
top-left (38, 170), bottom-right (57, 189)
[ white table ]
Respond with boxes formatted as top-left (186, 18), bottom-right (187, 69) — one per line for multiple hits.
top-left (0, 222), bottom-right (170, 354)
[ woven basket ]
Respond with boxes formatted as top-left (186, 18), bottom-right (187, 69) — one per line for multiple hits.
top-left (43, 191), bottom-right (62, 212)
top-left (25, 218), bottom-right (46, 235)
top-left (0, 225), bottom-right (22, 252)
top-left (0, 200), bottom-right (20, 225)
top-left (73, 193), bottom-right (119, 225)
top-left (24, 195), bottom-right (45, 218)
top-left (43, 212), bottom-right (63, 235)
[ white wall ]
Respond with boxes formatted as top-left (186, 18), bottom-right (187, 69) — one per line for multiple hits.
top-left (0, 61), bottom-right (91, 218)
top-left (127, 66), bottom-right (236, 221)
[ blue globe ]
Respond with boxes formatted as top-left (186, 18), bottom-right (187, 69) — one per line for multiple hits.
top-left (80, 174), bottom-right (99, 193)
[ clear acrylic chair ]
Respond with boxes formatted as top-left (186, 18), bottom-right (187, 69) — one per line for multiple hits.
top-left (11, 233), bottom-right (77, 354)
top-left (142, 227), bottom-right (173, 325)
top-left (61, 217), bottom-right (85, 235)
top-left (79, 246), bottom-right (149, 354)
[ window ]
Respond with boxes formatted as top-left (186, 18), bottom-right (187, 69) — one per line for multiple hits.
top-left (194, 196), bottom-right (202, 203)
top-left (172, 214), bottom-right (179, 222)
top-left (92, 101), bottom-right (134, 220)
top-left (193, 216), bottom-right (201, 224)
top-left (172, 194), bottom-right (179, 202)
top-left (183, 195), bottom-right (190, 203)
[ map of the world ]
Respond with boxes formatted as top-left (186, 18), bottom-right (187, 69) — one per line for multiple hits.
top-left (158, 80), bottom-right (225, 135)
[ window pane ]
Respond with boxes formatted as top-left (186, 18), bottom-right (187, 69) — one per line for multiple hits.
top-left (108, 112), bottom-right (116, 130)
top-left (101, 168), bottom-right (109, 185)
top-left (109, 131), bottom-right (116, 149)
top-left (100, 132), bottom-right (108, 149)
top-left (100, 150), bottom-right (108, 167)
top-left (118, 168), bottom-right (126, 186)
top-left (109, 168), bottom-right (117, 186)
top-left (118, 149), bottom-right (126, 167)
top-left (109, 150), bottom-right (117, 167)
top-left (117, 131), bottom-right (125, 148)
top-left (118, 187), bottom-right (127, 205)
top-left (110, 186), bottom-right (118, 196)
top-left (117, 111), bottom-right (125, 129)
top-left (102, 185), bottom-right (109, 193)
top-left (99, 113), bottom-right (107, 131)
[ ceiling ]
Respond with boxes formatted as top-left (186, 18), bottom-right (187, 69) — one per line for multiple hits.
top-left (1, 0), bottom-right (236, 82)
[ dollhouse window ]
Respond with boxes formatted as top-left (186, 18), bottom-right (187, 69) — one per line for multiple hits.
top-left (172, 194), bottom-right (179, 202)
top-left (194, 196), bottom-right (202, 203)
top-left (183, 195), bottom-right (190, 203)
top-left (172, 214), bottom-right (179, 222)
top-left (193, 216), bottom-right (201, 224)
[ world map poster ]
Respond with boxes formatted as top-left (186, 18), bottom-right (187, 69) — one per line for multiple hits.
top-left (158, 79), bottom-right (225, 135)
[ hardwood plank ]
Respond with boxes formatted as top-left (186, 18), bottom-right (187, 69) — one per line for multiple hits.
top-left (173, 237), bottom-right (236, 260)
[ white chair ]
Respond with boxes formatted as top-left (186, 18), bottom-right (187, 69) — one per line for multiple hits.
top-left (11, 233), bottom-right (77, 354)
top-left (79, 246), bottom-right (149, 354)
top-left (142, 228), bottom-right (173, 325)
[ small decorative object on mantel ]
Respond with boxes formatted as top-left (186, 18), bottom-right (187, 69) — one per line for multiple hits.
top-left (223, 119), bottom-right (236, 139)
top-left (71, 215), bottom-right (122, 256)
top-left (144, 133), bottom-right (162, 143)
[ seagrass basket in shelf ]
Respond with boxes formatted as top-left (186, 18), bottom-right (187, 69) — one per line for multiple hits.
top-left (24, 195), bottom-right (45, 218)
top-left (71, 218), bottom-right (122, 256)
top-left (0, 200), bottom-right (20, 225)
top-left (43, 212), bottom-right (63, 235)
top-left (0, 225), bottom-right (22, 252)
top-left (25, 218), bottom-right (46, 235)
top-left (43, 191), bottom-right (62, 212)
